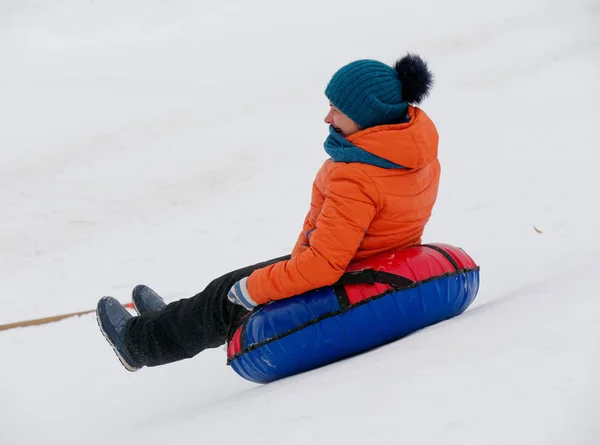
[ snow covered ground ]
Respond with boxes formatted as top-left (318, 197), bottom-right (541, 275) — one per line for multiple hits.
top-left (1, 0), bottom-right (599, 443)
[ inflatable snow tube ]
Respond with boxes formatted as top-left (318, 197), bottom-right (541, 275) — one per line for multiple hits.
top-left (227, 243), bottom-right (479, 384)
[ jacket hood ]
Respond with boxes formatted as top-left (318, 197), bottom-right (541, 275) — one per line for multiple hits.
top-left (346, 106), bottom-right (438, 169)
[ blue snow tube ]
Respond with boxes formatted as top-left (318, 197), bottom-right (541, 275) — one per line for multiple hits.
top-left (226, 243), bottom-right (479, 383)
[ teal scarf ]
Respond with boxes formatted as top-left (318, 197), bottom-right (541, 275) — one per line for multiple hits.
top-left (323, 126), bottom-right (405, 169)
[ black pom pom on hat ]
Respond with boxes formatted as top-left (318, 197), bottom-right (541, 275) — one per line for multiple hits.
top-left (394, 53), bottom-right (434, 105)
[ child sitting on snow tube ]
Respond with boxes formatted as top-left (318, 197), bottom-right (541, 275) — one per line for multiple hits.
top-left (97, 53), bottom-right (445, 374)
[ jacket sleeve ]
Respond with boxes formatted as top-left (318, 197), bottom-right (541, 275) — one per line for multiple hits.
top-left (290, 210), bottom-right (312, 258)
top-left (291, 173), bottom-right (326, 258)
top-left (247, 165), bottom-right (378, 304)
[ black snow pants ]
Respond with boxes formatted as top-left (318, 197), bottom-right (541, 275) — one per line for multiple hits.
top-left (125, 255), bottom-right (291, 367)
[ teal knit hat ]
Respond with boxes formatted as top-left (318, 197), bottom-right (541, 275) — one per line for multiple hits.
top-left (325, 54), bottom-right (434, 129)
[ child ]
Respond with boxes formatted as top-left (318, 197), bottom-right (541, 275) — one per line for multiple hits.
top-left (97, 53), bottom-right (440, 371)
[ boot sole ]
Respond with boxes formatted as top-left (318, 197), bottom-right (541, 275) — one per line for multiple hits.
top-left (132, 299), bottom-right (142, 316)
top-left (96, 307), bottom-right (140, 372)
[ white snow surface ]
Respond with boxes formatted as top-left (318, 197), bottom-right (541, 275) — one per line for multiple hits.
top-left (1, 1), bottom-right (599, 444)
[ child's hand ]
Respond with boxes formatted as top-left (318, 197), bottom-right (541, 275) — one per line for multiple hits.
top-left (227, 277), bottom-right (258, 311)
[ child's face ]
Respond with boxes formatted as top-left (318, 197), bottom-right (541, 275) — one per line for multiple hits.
top-left (324, 104), bottom-right (361, 137)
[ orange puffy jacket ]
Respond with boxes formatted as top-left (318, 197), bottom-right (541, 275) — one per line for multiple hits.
top-left (247, 106), bottom-right (440, 305)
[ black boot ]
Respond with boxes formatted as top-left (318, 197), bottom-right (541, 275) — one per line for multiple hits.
top-left (132, 284), bottom-right (167, 315)
top-left (96, 297), bottom-right (142, 372)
